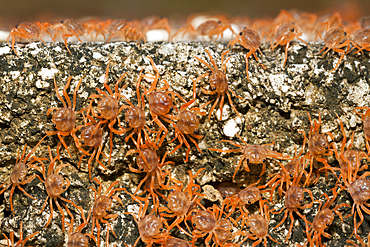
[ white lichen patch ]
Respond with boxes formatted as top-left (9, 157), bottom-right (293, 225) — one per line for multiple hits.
top-left (223, 117), bottom-right (243, 137)
top-left (0, 46), bottom-right (11, 55)
top-left (38, 68), bottom-right (59, 80)
top-left (93, 52), bottom-right (103, 60)
top-left (269, 73), bottom-right (288, 96)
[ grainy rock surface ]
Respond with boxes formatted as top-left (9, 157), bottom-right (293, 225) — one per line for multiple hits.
top-left (0, 41), bottom-right (370, 246)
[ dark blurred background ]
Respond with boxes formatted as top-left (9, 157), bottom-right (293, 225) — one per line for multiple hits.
top-left (0, 0), bottom-right (369, 26)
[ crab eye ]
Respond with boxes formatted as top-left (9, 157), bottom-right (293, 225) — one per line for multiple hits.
top-left (223, 195), bottom-right (226, 199)
top-left (290, 174), bottom-right (293, 178)
top-left (25, 165), bottom-right (28, 168)
top-left (63, 186), bottom-right (66, 189)
top-left (230, 229), bottom-right (233, 232)
top-left (212, 87), bottom-right (216, 90)
top-left (247, 159), bottom-right (250, 163)
top-left (126, 121), bottom-right (130, 125)
top-left (81, 141), bottom-right (85, 144)
top-left (98, 112), bottom-right (101, 116)
top-left (52, 124), bottom-right (56, 127)
top-left (18, 178), bottom-right (22, 182)
top-left (325, 146), bottom-right (328, 149)
top-left (291, 28), bottom-right (294, 32)
top-left (193, 223), bottom-right (196, 226)
top-left (247, 225), bottom-right (251, 229)
top-left (326, 223), bottom-right (330, 226)
top-left (262, 159), bottom-right (266, 163)
top-left (106, 210), bottom-right (109, 213)
top-left (299, 200), bottom-right (303, 203)
top-left (168, 93), bottom-right (172, 97)
top-left (239, 32), bottom-right (243, 36)
top-left (53, 109), bottom-right (57, 112)
top-left (344, 32), bottom-right (347, 36)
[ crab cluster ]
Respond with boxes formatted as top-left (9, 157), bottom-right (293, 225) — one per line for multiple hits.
top-left (1, 9), bottom-right (370, 247)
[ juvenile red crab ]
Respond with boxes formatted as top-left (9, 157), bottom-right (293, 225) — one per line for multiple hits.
top-left (195, 49), bottom-right (243, 121)
top-left (209, 134), bottom-right (291, 181)
top-left (46, 76), bottom-right (83, 159)
top-left (227, 27), bottom-right (265, 80)
top-left (0, 136), bottom-right (46, 213)
top-left (172, 15), bottom-right (235, 41)
top-left (7, 22), bottom-right (51, 55)
top-left (165, 77), bottom-right (207, 162)
top-left (37, 146), bottom-right (85, 233)
top-left (50, 19), bottom-right (85, 54)
top-left (270, 22), bottom-right (308, 67)
top-left (89, 178), bottom-right (124, 247)
top-left (318, 27), bottom-right (359, 72)
top-left (72, 111), bottom-right (106, 181)
top-left (88, 60), bottom-right (129, 164)
top-left (159, 168), bottom-right (205, 236)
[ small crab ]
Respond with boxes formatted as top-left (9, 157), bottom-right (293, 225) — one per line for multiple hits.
top-left (191, 204), bottom-right (238, 247)
top-left (125, 147), bottom-right (174, 213)
top-left (67, 208), bottom-right (92, 247)
top-left (227, 27), bottom-right (265, 80)
top-left (305, 185), bottom-right (350, 247)
top-left (144, 56), bottom-right (186, 147)
top-left (165, 76), bottom-right (207, 162)
top-left (117, 69), bottom-right (155, 149)
top-left (106, 19), bottom-right (146, 42)
top-left (159, 168), bottom-right (205, 236)
top-left (270, 22), bottom-right (308, 67)
top-left (209, 134), bottom-right (291, 181)
top-left (7, 22), bottom-right (51, 55)
top-left (332, 113), bottom-right (369, 180)
top-left (222, 178), bottom-right (271, 228)
top-left (72, 111), bottom-right (106, 181)
top-left (46, 76), bottom-right (83, 159)
top-left (89, 178), bottom-right (124, 247)
top-left (301, 111), bottom-right (335, 185)
top-left (0, 136), bottom-right (45, 213)
top-left (88, 60), bottom-right (129, 164)
top-left (172, 15), bottom-right (235, 41)
top-left (37, 146), bottom-right (85, 233)
top-left (349, 28), bottom-right (370, 54)
top-left (50, 19), bottom-right (85, 54)
top-left (195, 49), bottom-right (243, 121)
top-left (272, 176), bottom-right (315, 243)
top-left (240, 204), bottom-right (280, 247)
top-left (318, 27), bottom-right (359, 72)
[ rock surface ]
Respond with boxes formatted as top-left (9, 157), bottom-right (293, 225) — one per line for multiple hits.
top-left (0, 41), bottom-right (369, 246)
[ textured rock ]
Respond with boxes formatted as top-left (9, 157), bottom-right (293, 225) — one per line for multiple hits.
top-left (0, 41), bottom-right (369, 246)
